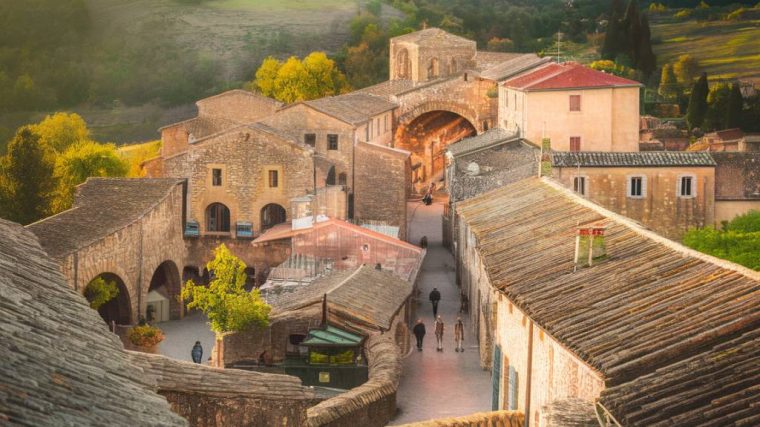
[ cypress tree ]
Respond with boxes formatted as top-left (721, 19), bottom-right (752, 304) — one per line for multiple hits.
top-left (637, 14), bottom-right (657, 79)
top-left (601, 0), bottom-right (627, 60)
top-left (624, 0), bottom-right (642, 67)
top-left (726, 83), bottom-right (744, 130)
top-left (687, 73), bottom-right (709, 131)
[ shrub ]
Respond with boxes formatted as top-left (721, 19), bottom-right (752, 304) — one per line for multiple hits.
top-left (127, 324), bottom-right (165, 347)
top-left (675, 9), bottom-right (692, 19)
top-left (84, 277), bottom-right (119, 310)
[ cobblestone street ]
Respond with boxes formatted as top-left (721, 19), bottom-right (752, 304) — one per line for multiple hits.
top-left (389, 198), bottom-right (491, 425)
top-left (156, 311), bottom-right (215, 364)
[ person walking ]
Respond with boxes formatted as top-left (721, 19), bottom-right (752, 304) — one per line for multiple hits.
top-left (191, 341), bottom-right (203, 364)
top-left (434, 316), bottom-right (445, 352)
top-left (412, 319), bottom-right (426, 351)
top-left (454, 317), bottom-right (465, 352)
top-left (429, 287), bottom-right (441, 317)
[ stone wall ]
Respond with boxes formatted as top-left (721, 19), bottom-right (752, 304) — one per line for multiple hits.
top-left (395, 411), bottom-right (525, 427)
top-left (354, 142), bottom-right (410, 240)
top-left (553, 166), bottom-right (715, 240)
top-left (196, 90), bottom-right (281, 123)
top-left (712, 152), bottom-right (760, 224)
top-left (131, 351), bottom-right (314, 427)
top-left (184, 237), bottom-right (291, 286)
top-left (305, 333), bottom-right (402, 427)
top-left (162, 127), bottom-right (313, 236)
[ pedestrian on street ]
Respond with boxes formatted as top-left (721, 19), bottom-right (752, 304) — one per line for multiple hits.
top-left (191, 341), bottom-right (203, 364)
top-left (454, 317), bottom-right (465, 352)
top-left (412, 319), bottom-right (426, 351)
top-left (429, 287), bottom-right (441, 317)
top-left (435, 316), bottom-right (445, 352)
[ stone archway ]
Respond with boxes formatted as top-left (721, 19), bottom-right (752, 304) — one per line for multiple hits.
top-left (395, 106), bottom-right (477, 192)
top-left (147, 260), bottom-right (182, 321)
top-left (87, 273), bottom-right (132, 326)
top-left (261, 203), bottom-right (287, 231)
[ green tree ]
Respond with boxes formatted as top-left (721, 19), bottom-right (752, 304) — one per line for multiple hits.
top-left (601, 0), bottom-right (627, 60)
top-left (705, 83), bottom-right (731, 131)
top-left (52, 140), bottom-right (128, 212)
top-left (686, 72), bottom-right (709, 131)
top-left (84, 276), bottom-right (119, 310)
top-left (0, 127), bottom-right (55, 224)
top-left (673, 55), bottom-right (701, 88)
top-left (181, 244), bottom-right (271, 335)
top-left (637, 14), bottom-right (657, 78)
top-left (726, 83), bottom-right (743, 129)
top-left (683, 211), bottom-right (760, 271)
top-left (589, 60), bottom-right (637, 79)
top-left (658, 63), bottom-right (679, 99)
top-left (623, 0), bottom-right (641, 66)
top-left (33, 112), bottom-right (90, 153)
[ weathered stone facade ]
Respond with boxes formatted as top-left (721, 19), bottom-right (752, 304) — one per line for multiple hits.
top-left (390, 28), bottom-right (476, 82)
top-left (712, 151), bottom-right (760, 225)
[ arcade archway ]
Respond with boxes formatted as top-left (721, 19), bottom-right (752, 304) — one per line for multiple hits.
top-left (395, 110), bottom-right (477, 193)
top-left (147, 260), bottom-right (182, 322)
top-left (261, 203), bottom-right (287, 231)
top-left (87, 273), bottom-right (131, 326)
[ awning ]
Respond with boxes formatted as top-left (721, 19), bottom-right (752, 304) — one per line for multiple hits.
top-left (302, 325), bottom-right (364, 347)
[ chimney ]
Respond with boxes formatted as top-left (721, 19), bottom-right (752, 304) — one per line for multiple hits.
top-left (574, 224), bottom-right (607, 268)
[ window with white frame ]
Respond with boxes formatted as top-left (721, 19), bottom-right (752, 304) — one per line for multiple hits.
top-left (628, 175), bottom-right (646, 198)
top-left (573, 176), bottom-right (587, 196)
top-left (677, 175), bottom-right (696, 198)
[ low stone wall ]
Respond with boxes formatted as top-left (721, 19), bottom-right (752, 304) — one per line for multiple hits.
top-left (396, 411), bottom-right (525, 427)
top-left (305, 333), bottom-right (402, 427)
top-left (131, 351), bottom-right (315, 427)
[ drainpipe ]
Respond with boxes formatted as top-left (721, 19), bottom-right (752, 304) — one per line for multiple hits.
top-left (524, 320), bottom-right (534, 427)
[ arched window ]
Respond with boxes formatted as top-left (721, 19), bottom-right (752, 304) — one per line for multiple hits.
top-left (326, 166), bottom-right (336, 186)
top-left (206, 203), bottom-right (230, 232)
top-left (261, 203), bottom-right (287, 231)
top-left (428, 58), bottom-right (440, 79)
top-left (396, 48), bottom-right (410, 79)
top-left (338, 172), bottom-right (347, 186)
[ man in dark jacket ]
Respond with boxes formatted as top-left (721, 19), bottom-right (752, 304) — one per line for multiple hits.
top-left (429, 287), bottom-right (441, 317)
top-left (412, 319), bottom-right (426, 351)
top-left (191, 341), bottom-right (203, 364)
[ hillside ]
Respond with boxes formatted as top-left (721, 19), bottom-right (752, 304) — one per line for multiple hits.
top-left (650, 16), bottom-right (760, 84)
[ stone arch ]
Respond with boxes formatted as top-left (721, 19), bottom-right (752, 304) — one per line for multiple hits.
top-left (398, 100), bottom-right (479, 130)
top-left (427, 57), bottom-right (440, 79)
top-left (87, 272), bottom-right (132, 326)
top-left (147, 260), bottom-right (182, 321)
top-left (396, 48), bottom-right (410, 79)
top-left (206, 202), bottom-right (231, 232)
top-left (261, 203), bottom-right (287, 231)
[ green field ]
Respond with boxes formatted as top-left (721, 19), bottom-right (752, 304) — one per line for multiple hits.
top-left (651, 17), bottom-right (760, 84)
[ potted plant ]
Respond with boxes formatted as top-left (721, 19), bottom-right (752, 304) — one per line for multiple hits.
top-left (127, 324), bottom-right (165, 353)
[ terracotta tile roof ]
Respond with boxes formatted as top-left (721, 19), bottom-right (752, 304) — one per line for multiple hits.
top-left (27, 178), bottom-right (185, 259)
top-left (265, 266), bottom-right (412, 330)
top-left (391, 28), bottom-right (475, 48)
top-left (301, 93), bottom-right (397, 126)
top-left (457, 178), bottom-right (760, 390)
top-left (551, 151), bottom-right (716, 167)
top-left (598, 328), bottom-right (759, 426)
top-left (503, 62), bottom-right (642, 91)
top-left (0, 219), bottom-right (187, 426)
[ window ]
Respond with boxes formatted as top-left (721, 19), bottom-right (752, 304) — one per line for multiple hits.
top-left (368, 121), bottom-right (372, 139)
top-left (338, 172), bottom-right (347, 186)
top-left (384, 114), bottom-right (388, 132)
top-left (482, 120), bottom-right (489, 131)
top-left (268, 170), bottom-right (279, 188)
top-left (304, 133), bottom-right (316, 147)
top-left (573, 176), bottom-right (586, 196)
top-left (678, 175), bottom-right (695, 198)
top-left (212, 168), bottom-right (222, 186)
top-left (628, 176), bottom-right (646, 198)
top-left (328, 134), bottom-right (339, 150)
top-left (206, 203), bottom-right (230, 232)
top-left (569, 95), bottom-right (581, 111)
top-left (570, 136), bottom-right (581, 152)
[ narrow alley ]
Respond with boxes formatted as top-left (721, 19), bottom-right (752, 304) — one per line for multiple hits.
top-left (390, 198), bottom-right (492, 425)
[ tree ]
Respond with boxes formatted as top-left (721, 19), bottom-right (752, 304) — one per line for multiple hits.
top-left (673, 55), bottom-right (701, 88)
top-left (302, 52), bottom-right (349, 100)
top-left (623, 0), bottom-right (641, 67)
top-left (589, 60), bottom-right (637, 79)
top-left (0, 127), bottom-right (55, 224)
top-left (181, 244), bottom-right (271, 335)
top-left (658, 63), bottom-right (679, 99)
top-left (686, 72), bottom-right (709, 131)
top-left (683, 211), bottom-right (760, 271)
top-left (637, 14), bottom-right (657, 78)
top-left (274, 56), bottom-right (309, 103)
top-left (33, 112), bottom-right (90, 153)
top-left (251, 57), bottom-right (281, 98)
top-left (84, 277), bottom-right (119, 310)
top-left (52, 140), bottom-right (128, 212)
top-left (602, 0), bottom-right (627, 60)
top-left (726, 83), bottom-right (743, 129)
top-left (250, 53), bottom-right (350, 103)
top-left (704, 83), bottom-right (731, 131)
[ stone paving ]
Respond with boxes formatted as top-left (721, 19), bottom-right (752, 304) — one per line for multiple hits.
top-left (155, 311), bottom-right (215, 364)
top-left (389, 198), bottom-right (492, 425)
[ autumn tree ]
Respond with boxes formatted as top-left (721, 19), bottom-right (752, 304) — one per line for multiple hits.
top-left (0, 127), bottom-right (56, 224)
top-left (52, 141), bottom-right (128, 212)
top-left (687, 72), bottom-right (709, 131)
top-left (658, 63), bottom-right (679, 99)
top-left (181, 244), bottom-right (271, 335)
top-left (33, 112), bottom-right (90, 153)
top-left (250, 52), bottom-right (350, 103)
top-left (673, 55), bottom-right (701, 88)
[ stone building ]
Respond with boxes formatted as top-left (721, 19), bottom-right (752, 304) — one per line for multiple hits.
top-left (390, 28), bottom-right (477, 82)
top-left (550, 151), bottom-right (716, 240)
top-left (500, 62), bottom-right (642, 152)
top-left (712, 151), bottom-right (760, 224)
top-left (1, 219), bottom-right (316, 427)
top-left (454, 177), bottom-right (759, 427)
top-left (689, 128), bottom-right (760, 152)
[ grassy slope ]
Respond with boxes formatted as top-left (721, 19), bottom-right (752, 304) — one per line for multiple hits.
top-left (118, 140), bottom-right (162, 177)
top-left (650, 16), bottom-right (760, 84)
